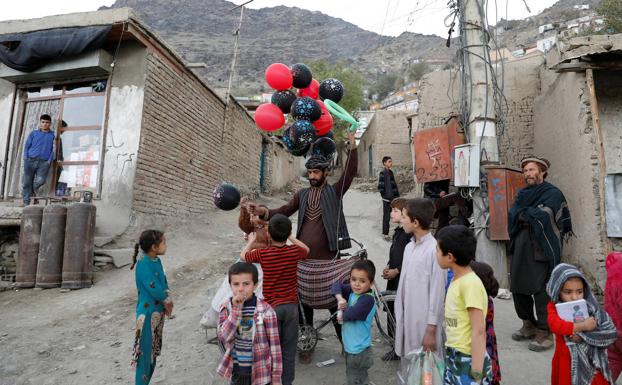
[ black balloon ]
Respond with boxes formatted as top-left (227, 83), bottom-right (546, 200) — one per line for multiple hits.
top-left (319, 130), bottom-right (334, 140)
top-left (319, 78), bottom-right (344, 103)
top-left (213, 183), bottom-right (241, 211)
top-left (271, 90), bottom-right (297, 114)
top-left (291, 120), bottom-right (317, 148)
top-left (291, 97), bottom-right (322, 121)
top-left (311, 137), bottom-right (336, 158)
top-left (281, 127), bottom-right (295, 150)
top-left (291, 63), bottom-right (313, 89)
top-left (291, 144), bottom-right (311, 157)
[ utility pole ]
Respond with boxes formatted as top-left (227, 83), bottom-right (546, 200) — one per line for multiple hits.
top-left (459, 0), bottom-right (508, 286)
top-left (221, 0), bottom-right (254, 141)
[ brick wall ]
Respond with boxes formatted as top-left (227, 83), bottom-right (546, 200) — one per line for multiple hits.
top-left (132, 52), bottom-right (262, 218)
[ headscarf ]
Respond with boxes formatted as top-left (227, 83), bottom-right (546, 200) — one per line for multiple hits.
top-left (305, 154), bottom-right (331, 170)
top-left (546, 263), bottom-right (617, 385)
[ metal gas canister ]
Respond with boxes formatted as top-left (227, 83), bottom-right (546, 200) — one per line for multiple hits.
top-left (35, 204), bottom-right (67, 288)
top-left (16, 205), bottom-right (44, 288)
top-left (62, 202), bottom-right (96, 289)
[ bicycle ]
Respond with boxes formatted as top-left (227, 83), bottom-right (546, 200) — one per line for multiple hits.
top-left (297, 237), bottom-right (396, 352)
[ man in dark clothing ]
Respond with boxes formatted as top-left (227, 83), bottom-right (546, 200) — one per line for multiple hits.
top-left (22, 114), bottom-right (55, 205)
top-left (378, 156), bottom-right (400, 239)
top-left (508, 156), bottom-right (573, 352)
top-left (248, 130), bottom-right (357, 363)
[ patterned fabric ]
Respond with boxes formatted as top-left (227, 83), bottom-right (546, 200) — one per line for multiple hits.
top-left (546, 263), bottom-right (618, 385)
top-left (305, 187), bottom-right (322, 221)
top-left (245, 245), bottom-right (307, 307)
top-left (297, 257), bottom-right (359, 309)
top-left (444, 347), bottom-right (492, 385)
top-left (217, 297), bottom-right (282, 385)
top-left (485, 298), bottom-right (501, 385)
top-left (132, 253), bottom-right (169, 385)
top-left (233, 296), bottom-right (257, 376)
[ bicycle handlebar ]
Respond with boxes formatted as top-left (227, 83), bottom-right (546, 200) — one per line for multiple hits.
top-left (338, 237), bottom-right (364, 250)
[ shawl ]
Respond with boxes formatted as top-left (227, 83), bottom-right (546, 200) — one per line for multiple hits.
top-left (508, 181), bottom-right (573, 270)
top-left (546, 263), bottom-right (618, 385)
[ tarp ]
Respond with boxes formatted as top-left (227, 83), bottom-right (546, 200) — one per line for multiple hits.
top-left (0, 25), bottom-right (112, 72)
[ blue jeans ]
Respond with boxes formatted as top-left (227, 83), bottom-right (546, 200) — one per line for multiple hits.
top-left (22, 158), bottom-right (50, 204)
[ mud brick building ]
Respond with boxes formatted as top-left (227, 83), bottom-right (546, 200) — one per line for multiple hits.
top-left (0, 8), bottom-right (296, 242)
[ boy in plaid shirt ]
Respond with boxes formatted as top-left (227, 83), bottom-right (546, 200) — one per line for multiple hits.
top-left (217, 262), bottom-right (282, 385)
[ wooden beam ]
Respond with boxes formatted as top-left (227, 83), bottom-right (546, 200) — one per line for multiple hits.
top-left (554, 61), bottom-right (622, 72)
top-left (585, 69), bottom-right (613, 253)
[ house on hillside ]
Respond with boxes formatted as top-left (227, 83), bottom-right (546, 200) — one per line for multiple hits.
top-left (0, 8), bottom-right (296, 240)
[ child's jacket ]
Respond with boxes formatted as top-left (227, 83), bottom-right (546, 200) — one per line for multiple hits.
top-left (217, 297), bottom-right (282, 385)
top-left (331, 282), bottom-right (376, 354)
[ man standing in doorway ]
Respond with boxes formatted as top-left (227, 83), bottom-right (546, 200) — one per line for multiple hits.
top-left (508, 156), bottom-right (573, 352)
top-left (248, 130), bottom-right (357, 365)
top-left (22, 114), bottom-right (55, 205)
top-left (378, 156), bottom-right (399, 240)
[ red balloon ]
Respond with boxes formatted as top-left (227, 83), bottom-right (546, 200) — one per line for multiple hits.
top-left (254, 103), bottom-right (285, 132)
top-left (265, 63), bottom-right (293, 91)
top-left (313, 100), bottom-right (333, 136)
top-left (298, 78), bottom-right (320, 99)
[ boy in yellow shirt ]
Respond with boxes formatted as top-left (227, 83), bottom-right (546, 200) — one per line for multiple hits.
top-left (435, 225), bottom-right (492, 385)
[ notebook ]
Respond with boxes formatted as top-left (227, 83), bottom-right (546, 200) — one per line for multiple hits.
top-left (555, 299), bottom-right (589, 323)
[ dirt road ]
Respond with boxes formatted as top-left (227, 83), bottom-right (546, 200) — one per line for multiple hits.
top-left (0, 189), bottom-right (568, 385)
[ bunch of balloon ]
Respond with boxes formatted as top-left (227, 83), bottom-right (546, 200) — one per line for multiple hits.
top-left (254, 62), bottom-right (352, 159)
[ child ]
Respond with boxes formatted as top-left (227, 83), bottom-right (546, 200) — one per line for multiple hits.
top-left (381, 197), bottom-right (409, 361)
top-left (605, 252), bottom-right (622, 383)
top-left (470, 261), bottom-right (501, 385)
top-left (332, 260), bottom-right (377, 385)
top-left (217, 262), bottom-right (282, 385)
top-left (546, 263), bottom-right (618, 385)
top-left (378, 156), bottom-right (400, 239)
top-left (130, 230), bottom-right (173, 385)
top-left (435, 225), bottom-right (491, 385)
top-left (394, 198), bottom-right (446, 384)
top-left (241, 214), bottom-right (309, 385)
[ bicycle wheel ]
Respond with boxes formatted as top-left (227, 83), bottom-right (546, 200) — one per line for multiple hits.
top-left (298, 324), bottom-right (319, 352)
top-left (374, 293), bottom-right (396, 344)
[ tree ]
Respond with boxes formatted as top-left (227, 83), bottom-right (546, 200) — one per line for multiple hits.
top-left (597, 0), bottom-right (622, 33)
top-left (370, 72), bottom-right (400, 101)
top-left (407, 62), bottom-right (431, 82)
top-left (307, 60), bottom-right (365, 147)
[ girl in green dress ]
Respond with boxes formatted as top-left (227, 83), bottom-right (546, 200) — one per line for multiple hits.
top-left (130, 230), bottom-right (173, 385)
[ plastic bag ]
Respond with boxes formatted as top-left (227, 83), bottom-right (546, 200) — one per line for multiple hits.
top-left (200, 264), bottom-right (264, 329)
top-left (407, 351), bottom-right (445, 385)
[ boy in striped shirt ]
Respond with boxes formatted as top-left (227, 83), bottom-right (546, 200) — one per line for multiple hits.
top-left (242, 214), bottom-right (310, 385)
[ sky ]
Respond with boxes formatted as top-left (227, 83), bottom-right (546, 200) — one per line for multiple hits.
top-left (1, 0), bottom-right (560, 38)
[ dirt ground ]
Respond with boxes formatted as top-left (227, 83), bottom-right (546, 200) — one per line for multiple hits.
top-left (3, 188), bottom-right (613, 385)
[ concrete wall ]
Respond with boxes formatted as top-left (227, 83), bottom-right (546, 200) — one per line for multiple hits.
top-left (131, 51), bottom-right (263, 224)
top-left (262, 138), bottom-right (297, 193)
top-left (533, 69), bottom-right (607, 288)
top-left (357, 110), bottom-right (411, 177)
top-left (95, 41), bottom-right (147, 236)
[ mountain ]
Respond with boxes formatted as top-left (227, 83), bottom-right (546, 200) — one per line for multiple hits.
top-left (102, 0), bottom-right (453, 93)
top-left (101, 0), bottom-right (602, 94)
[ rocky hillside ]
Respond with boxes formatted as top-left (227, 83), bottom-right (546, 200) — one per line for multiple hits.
top-left (102, 0), bottom-right (602, 93)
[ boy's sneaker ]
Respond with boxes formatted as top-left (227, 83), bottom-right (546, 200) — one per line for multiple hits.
top-left (528, 330), bottom-right (554, 352)
top-left (381, 350), bottom-right (400, 361)
top-left (511, 320), bottom-right (537, 341)
top-left (383, 235), bottom-right (392, 241)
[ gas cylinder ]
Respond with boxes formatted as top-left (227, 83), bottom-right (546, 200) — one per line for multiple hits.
top-left (62, 202), bottom-right (96, 289)
top-left (15, 205), bottom-right (44, 288)
top-left (35, 204), bottom-right (67, 288)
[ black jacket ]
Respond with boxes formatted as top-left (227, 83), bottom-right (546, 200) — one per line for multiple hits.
top-left (386, 227), bottom-right (411, 291)
top-left (378, 169), bottom-right (399, 200)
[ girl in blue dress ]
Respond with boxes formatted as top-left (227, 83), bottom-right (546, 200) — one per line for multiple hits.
top-left (130, 230), bottom-right (173, 385)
